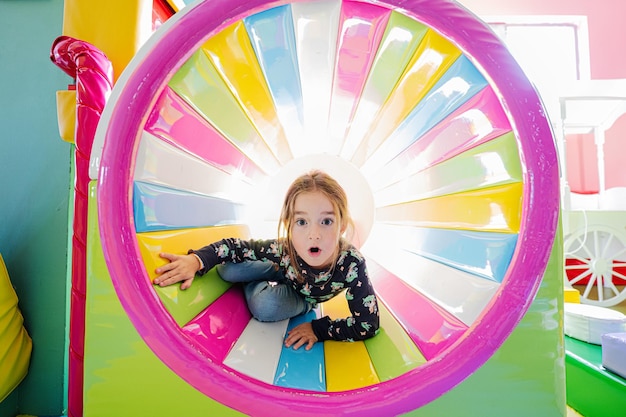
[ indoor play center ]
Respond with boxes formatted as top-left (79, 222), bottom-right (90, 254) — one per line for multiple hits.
top-left (1, 1), bottom-right (625, 416)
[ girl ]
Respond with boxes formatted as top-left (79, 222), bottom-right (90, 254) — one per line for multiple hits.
top-left (153, 170), bottom-right (379, 350)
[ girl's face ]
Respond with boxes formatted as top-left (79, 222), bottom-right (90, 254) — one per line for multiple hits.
top-left (290, 191), bottom-right (343, 269)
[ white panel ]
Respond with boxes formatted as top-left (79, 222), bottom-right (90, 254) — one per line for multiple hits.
top-left (134, 131), bottom-right (254, 203)
top-left (223, 318), bottom-right (289, 384)
top-left (291, 0), bottom-right (341, 155)
top-left (362, 226), bottom-right (499, 326)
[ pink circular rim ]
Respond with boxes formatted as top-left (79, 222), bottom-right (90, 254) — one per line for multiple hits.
top-left (97, 1), bottom-right (559, 416)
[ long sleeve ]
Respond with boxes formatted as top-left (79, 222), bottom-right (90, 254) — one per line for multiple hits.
top-left (190, 238), bottom-right (281, 275)
top-left (310, 249), bottom-right (379, 342)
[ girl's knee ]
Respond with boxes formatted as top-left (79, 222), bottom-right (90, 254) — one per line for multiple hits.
top-left (217, 261), bottom-right (276, 283)
top-left (247, 284), bottom-right (283, 321)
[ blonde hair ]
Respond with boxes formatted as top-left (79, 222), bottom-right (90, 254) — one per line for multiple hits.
top-left (278, 170), bottom-right (353, 282)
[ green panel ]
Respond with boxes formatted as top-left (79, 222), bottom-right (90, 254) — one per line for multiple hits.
top-left (84, 182), bottom-right (243, 417)
top-left (169, 50), bottom-right (255, 139)
top-left (0, 395), bottom-right (16, 417)
top-left (0, 0), bottom-right (70, 415)
top-left (155, 268), bottom-right (231, 327)
top-left (403, 220), bottom-right (566, 416)
top-left (565, 336), bottom-right (626, 417)
top-left (168, 49), bottom-right (280, 173)
top-left (364, 11), bottom-right (428, 102)
top-left (424, 131), bottom-right (523, 194)
top-left (365, 303), bottom-right (426, 381)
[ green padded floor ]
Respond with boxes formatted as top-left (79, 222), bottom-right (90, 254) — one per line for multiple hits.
top-left (565, 335), bottom-right (626, 417)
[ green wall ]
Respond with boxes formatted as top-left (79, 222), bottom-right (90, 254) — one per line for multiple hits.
top-left (0, 0), bottom-right (70, 416)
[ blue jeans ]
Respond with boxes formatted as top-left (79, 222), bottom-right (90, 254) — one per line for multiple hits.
top-left (216, 261), bottom-right (312, 322)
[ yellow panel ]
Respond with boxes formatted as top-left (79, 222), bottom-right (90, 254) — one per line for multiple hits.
top-left (136, 225), bottom-right (250, 281)
top-left (62, 0), bottom-right (152, 83)
top-left (322, 290), bottom-right (352, 319)
top-left (564, 286), bottom-right (581, 304)
top-left (352, 29), bottom-right (462, 166)
top-left (56, 90), bottom-right (76, 144)
top-left (201, 22), bottom-right (292, 164)
top-left (322, 295), bottom-right (380, 392)
top-left (376, 182), bottom-right (523, 233)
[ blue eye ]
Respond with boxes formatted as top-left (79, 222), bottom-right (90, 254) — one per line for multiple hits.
top-left (295, 219), bottom-right (307, 226)
top-left (321, 218), bottom-right (334, 226)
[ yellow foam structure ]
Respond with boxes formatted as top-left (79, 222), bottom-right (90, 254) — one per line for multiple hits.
top-left (62, 0), bottom-right (152, 84)
top-left (56, 90), bottom-right (77, 144)
top-left (0, 254), bottom-right (33, 402)
top-left (564, 286), bottom-right (581, 304)
top-left (56, 1), bottom-right (152, 143)
top-left (321, 293), bottom-right (380, 391)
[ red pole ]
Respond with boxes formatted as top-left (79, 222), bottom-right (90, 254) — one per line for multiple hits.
top-left (50, 36), bottom-right (113, 417)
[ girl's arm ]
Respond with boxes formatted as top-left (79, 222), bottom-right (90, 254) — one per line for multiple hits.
top-left (154, 238), bottom-right (280, 289)
top-left (191, 238), bottom-right (281, 274)
top-left (311, 254), bottom-right (380, 342)
top-left (153, 252), bottom-right (202, 289)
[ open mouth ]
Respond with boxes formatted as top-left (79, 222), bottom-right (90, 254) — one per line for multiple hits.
top-left (309, 247), bottom-right (321, 255)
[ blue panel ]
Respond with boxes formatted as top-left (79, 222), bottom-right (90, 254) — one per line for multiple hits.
top-left (404, 227), bottom-right (517, 283)
top-left (244, 5), bottom-right (304, 125)
top-left (273, 310), bottom-right (326, 391)
top-left (133, 181), bottom-right (243, 232)
top-left (364, 55), bottom-right (488, 170)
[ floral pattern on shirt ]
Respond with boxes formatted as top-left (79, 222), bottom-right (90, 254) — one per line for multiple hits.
top-left (193, 237), bottom-right (379, 341)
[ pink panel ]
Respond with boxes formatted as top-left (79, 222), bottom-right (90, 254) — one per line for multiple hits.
top-left (367, 259), bottom-right (467, 360)
top-left (388, 86), bottom-right (511, 175)
top-left (566, 133), bottom-right (599, 193)
top-left (145, 87), bottom-right (266, 182)
top-left (329, 2), bottom-right (391, 143)
top-left (182, 286), bottom-right (251, 363)
top-left (334, 2), bottom-right (390, 100)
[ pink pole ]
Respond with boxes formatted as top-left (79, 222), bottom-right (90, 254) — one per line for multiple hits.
top-left (50, 36), bottom-right (113, 417)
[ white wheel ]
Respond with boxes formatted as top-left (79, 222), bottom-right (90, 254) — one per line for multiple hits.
top-left (564, 224), bottom-right (626, 306)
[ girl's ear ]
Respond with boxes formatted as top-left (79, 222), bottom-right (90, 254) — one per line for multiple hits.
top-left (340, 219), bottom-right (348, 235)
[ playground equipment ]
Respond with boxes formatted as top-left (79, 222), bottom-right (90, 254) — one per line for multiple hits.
top-left (0, 254), bottom-right (32, 403)
top-left (53, 0), bottom-right (565, 416)
top-left (560, 79), bottom-right (626, 306)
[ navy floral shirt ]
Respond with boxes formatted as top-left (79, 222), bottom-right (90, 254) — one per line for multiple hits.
top-left (192, 237), bottom-right (379, 342)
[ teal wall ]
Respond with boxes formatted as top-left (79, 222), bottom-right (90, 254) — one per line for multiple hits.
top-left (0, 0), bottom-right (70, 416)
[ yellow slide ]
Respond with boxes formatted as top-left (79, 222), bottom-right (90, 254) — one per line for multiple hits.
top-left (0, 254), bottom-right (32, 402)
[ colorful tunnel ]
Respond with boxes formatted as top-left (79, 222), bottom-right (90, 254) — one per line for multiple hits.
top-left (87, 0), bottom-right (559, 416)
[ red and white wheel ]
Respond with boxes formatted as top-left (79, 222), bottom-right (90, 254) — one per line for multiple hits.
top-left (565, 224), bottom-right (626, 307)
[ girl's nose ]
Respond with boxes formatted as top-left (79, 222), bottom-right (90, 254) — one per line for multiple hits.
top-left (309, 224), bottom-right (321, 240)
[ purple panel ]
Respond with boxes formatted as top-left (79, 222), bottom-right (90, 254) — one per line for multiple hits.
top-left (182, 286), bottom-right (251, 363)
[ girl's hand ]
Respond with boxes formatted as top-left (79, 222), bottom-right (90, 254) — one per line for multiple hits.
top-left (153, 252), bottom-right (201, 290)
top-left (284, 322), bottom-right (318, 350)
